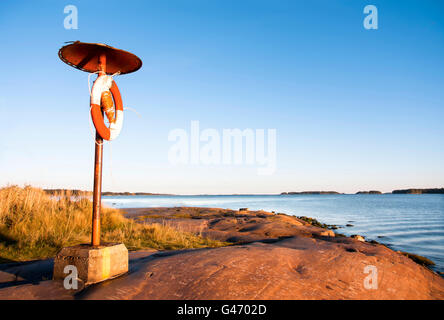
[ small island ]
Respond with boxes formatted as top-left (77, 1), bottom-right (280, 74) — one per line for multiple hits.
top-left (392, 188), bottom-right (444, 194)
top-left (356, 191), bottom-right (382, 194)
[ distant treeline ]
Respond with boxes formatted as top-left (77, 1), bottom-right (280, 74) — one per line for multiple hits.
top-left (102, 192), bottom-right (171, 196)
top-left (43, 189), bottom-right (169, 196)
top-left (392, 188), bottom-right (444, 194)
top-left (44, 188), bottom-right (444, 197)
top-left (281, 191), bottom-right (342, 195)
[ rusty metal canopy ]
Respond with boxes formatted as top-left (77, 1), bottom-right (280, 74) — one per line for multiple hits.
top-left (58, 41), bottom-right (142, 75)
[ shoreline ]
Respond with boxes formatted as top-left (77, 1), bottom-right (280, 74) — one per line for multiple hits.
top-left (106, 197), bottom-right (444, 276)
top-left (121, 206), bottom-right (440, 274)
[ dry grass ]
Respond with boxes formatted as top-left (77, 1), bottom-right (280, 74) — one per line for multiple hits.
top-left (0, 185), bottom-right (227, 262)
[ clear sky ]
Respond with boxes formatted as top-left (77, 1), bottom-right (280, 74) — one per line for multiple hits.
top-left (1, 0), bottom-right (443, 194)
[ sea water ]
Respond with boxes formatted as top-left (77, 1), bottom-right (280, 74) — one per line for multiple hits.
top-left (103, 194), bottom-right (444, 274)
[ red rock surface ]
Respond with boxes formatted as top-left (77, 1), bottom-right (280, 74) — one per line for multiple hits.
top-left (0, 207), bottom-right (443, 300)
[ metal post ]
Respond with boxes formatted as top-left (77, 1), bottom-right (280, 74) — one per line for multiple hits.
top-left (91, 132), bottom-right (103, 246)
top-left (91, 52), bottom-right (106, 247)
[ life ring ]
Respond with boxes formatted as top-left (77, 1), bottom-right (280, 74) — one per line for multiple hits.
top-left (90, 75), bottom-right (124, 141)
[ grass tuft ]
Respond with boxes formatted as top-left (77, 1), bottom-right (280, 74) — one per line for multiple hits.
top-left (399, 251), bottom-right (435, 267)
top-left (297, 216), bottom-right (337, 229)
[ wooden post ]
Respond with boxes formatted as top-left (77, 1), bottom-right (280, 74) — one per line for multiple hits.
top-left (91, 52), bottom-right (106, 247)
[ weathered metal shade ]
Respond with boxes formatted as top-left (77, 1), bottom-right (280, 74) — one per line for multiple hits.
top-left (58, 41), bottom-right (142, 75)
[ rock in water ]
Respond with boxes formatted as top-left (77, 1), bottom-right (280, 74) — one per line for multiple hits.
top-left (351, 234), bottom-right (365, 242)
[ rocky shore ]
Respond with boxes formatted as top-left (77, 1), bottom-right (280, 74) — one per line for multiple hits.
top-left (0, 207), bottom-right (443, 300)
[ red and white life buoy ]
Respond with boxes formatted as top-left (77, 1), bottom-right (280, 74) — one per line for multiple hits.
top-left (90, 75), bottom-right (124, 141)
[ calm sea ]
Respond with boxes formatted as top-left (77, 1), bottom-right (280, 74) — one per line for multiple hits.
top-left (103, 194), bottom-right (444, 274)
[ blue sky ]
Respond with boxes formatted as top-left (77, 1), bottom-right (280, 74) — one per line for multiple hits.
top-left (0, 0), bottom-right (443, 194)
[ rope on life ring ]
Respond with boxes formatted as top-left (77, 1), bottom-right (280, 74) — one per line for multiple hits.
top-left (90, 74), bottom-right (124, 141)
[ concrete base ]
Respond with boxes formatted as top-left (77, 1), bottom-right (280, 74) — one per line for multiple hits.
top-left (53, 243), bottom-right (128, 285)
